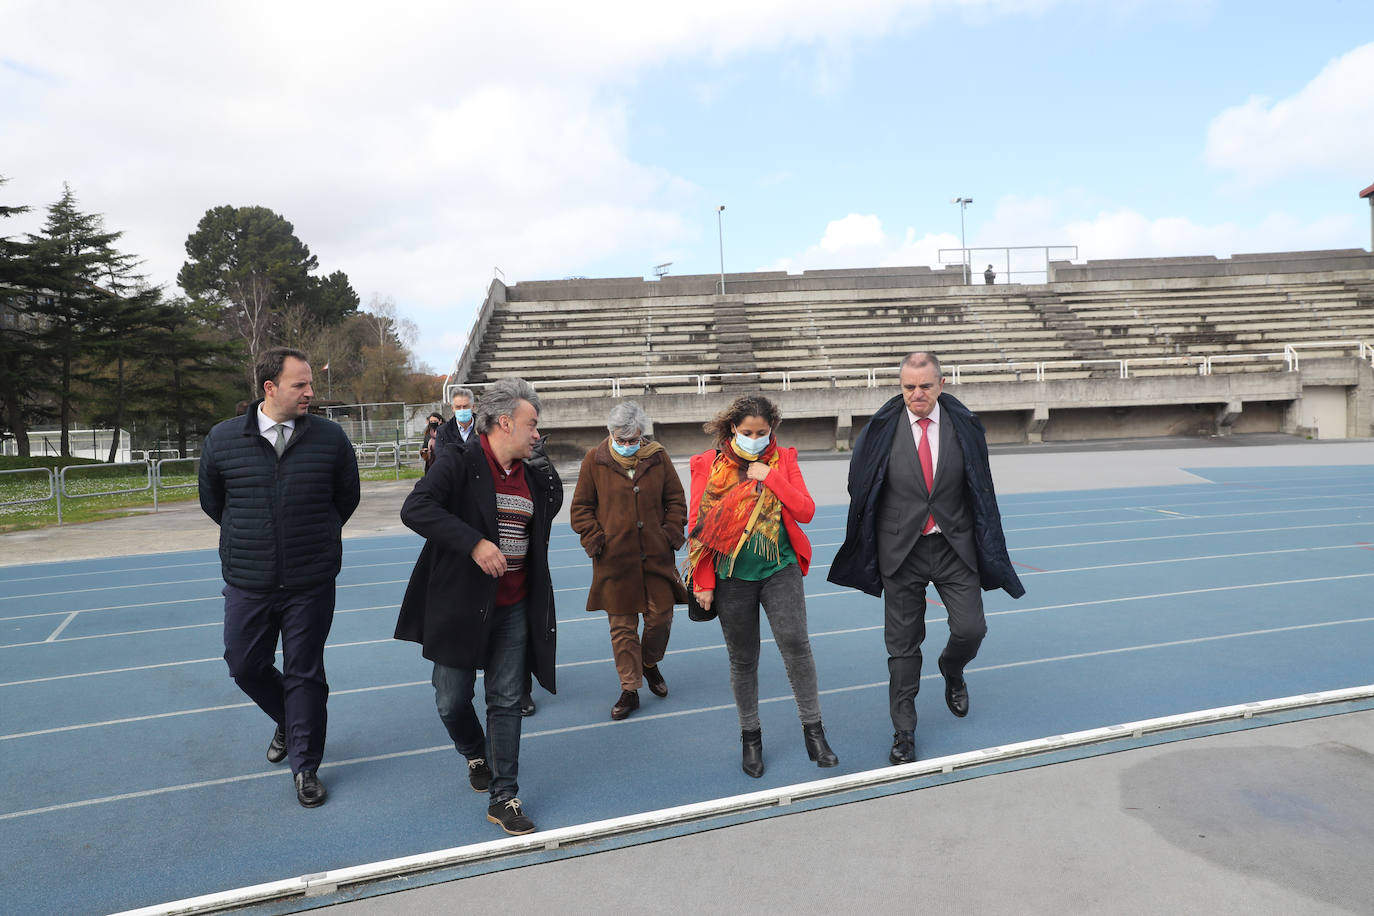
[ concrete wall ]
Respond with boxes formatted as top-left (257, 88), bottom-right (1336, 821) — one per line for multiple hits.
top-left (1048, 249), bottom-right (1374, 282)
top-left (535, 359), bottom-right (1373, 450)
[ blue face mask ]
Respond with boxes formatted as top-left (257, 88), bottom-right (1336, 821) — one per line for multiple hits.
top-left (455, 408), bottom-right (473, 424)
top-left (611, 440), bottom-right (640, 458)
top-left (734, 431), bottom-right (769, 456)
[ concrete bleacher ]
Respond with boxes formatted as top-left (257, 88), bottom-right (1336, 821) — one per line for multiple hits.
top-left (447, 250), bottom-right (1374, 453)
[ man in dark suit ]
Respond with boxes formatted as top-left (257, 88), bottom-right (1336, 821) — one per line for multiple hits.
top-left (828, 351), bottom-right (1024, 765)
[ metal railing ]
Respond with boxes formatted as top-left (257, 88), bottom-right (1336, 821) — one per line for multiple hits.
top-left (0, 458), bottom-right (201, 526)
top-left (454, 340), bottom-right (1372, 397)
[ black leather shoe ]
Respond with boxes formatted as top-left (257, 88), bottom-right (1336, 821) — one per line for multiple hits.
top-left (939, 657), bottom-right (969, 718)
top-left (294, 770), bottom-right (327, 807)
top-left (889, 730), bottom-right (916, 765)
top-left (520, 692), bottom-right (536, 716)
top-left (802, 722), bottom-right (839, 767)
top-left (487, 797), bottom-right (536, 835)
top-left (741, 728), bottom-right (764, 778)
top-left (267, 725), bottom-right (287, 764)
top-left (611, 689), bottom-right (639, 720)
top-left (643, 664), bottom-right (668, 698)
top-left (466, 757), bottom-right (492, 793)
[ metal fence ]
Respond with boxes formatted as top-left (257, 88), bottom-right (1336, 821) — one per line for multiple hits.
top-left (0, 457), bottom-right (201, 526)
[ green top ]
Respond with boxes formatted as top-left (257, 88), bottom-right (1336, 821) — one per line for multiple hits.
top-left (718, 523), bottom-right (796, 581)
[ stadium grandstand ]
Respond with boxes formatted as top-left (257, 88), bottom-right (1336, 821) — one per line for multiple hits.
top-left (443, 248), bottom-right (1374, 461)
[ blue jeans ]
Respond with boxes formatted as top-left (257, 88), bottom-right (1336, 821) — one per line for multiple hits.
top-left (432, 600), bottom-right (528, 802)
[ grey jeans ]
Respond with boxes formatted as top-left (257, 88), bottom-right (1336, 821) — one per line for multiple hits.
top-left (714, 563), bottom-right (823, 731)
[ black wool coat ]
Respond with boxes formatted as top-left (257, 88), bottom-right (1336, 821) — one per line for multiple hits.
top-left (827, 392), bottom-right (1025, 600)
top-left (394, 435), bottom-right (564, 691)
top-left (198, 402), bottom-right (361, 591)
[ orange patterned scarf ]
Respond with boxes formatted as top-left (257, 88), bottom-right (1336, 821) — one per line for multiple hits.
top-left (686, 440), bottom-right (782, 583)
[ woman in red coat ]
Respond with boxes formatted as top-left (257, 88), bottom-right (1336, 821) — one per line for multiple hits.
top-left (687, 394), bottom-right (838, 777)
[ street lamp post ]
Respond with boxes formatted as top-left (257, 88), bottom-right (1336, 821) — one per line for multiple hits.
top-left (716, 205), bottom-right (726, 295)
top-left (952, 197), bottom-right (973, 284)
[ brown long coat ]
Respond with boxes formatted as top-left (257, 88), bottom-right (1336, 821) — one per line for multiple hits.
top-left (569, 440), bottom-right (689, 614)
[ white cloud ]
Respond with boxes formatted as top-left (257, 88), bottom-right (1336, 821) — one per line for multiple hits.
top-left (1205, 42), bottom-right (1374, 186)
top-left (777, 196), bottom-right (1360, 282)
top-left (2, 0), bottom-right (1025, 375)
top-left (773, 213), bottom-right (961, 272)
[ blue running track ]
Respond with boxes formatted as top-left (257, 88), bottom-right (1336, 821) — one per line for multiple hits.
top-left (1, 465), bottom-right (1371, 914)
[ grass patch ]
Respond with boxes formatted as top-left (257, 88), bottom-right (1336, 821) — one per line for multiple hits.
top-left (0, 459), bottom-right (421, 532)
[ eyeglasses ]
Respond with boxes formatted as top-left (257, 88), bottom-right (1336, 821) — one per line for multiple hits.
top-left (612, 436), bottom-right (642, 447)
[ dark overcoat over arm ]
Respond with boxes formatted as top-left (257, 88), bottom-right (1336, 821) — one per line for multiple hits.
top-left (394, 440), bottom-right (562, 691)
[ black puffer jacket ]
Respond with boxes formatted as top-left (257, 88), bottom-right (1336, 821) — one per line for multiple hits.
top-left (198, 402), bottom-right (361, 590)
top-left (827, 392), bottom-right (1025, 600)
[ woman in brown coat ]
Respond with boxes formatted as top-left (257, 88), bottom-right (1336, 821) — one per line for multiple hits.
top-left (570, 401), bottom-right (688, 720)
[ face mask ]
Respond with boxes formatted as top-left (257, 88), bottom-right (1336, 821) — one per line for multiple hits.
top-left (611, 441), bottom-right (640, 458)
top-left (455, 409), bottom-right (472, 424)
top-left (734, 431), bottom-right (769, 456)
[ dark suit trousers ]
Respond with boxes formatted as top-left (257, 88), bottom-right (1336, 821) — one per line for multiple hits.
top-left (222, 581), bottom-right (335, 774)
top-left (882, 533), bottom-right (987, 732)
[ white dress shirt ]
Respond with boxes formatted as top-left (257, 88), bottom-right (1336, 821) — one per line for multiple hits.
top-left (257, 406), bottom-right (296, 448)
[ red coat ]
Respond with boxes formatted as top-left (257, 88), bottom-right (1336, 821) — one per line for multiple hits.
top-left (687, 446), bottom-right (815, 591)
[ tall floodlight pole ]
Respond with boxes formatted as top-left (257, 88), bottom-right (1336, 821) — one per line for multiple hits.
top-left (952, 197), bottom-right (973, 285)
top-left (716, 205), bottom-right (726, 295)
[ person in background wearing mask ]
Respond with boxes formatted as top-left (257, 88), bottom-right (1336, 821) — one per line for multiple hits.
top-left (420, 411), bottom-right (443, 473)
top-left (570, 401), bottom-right (688, 720)
top-left (686, 394), bottom-right (838, 778)
top-left (436, 387), bottom-right (476, 451)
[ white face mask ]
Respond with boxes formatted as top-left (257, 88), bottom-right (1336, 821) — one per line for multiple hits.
top-left (734, 431), bottom-right (769, 456)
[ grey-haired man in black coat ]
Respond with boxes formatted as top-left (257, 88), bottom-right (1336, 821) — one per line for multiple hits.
top-left (828, 351), bottom-right (1023, 765)
top-left (199, 347), bottom-right (360, 808)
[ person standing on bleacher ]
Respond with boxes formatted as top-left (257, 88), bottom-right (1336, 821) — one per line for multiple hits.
top-left (198, 346), bottom-right (360, 809)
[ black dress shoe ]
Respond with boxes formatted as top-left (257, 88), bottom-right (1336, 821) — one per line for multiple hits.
top-left (611, 689), bottom-right (639, 720)
top-left (938, 657), bottom-right (969, 718)
top-left (643, 664), bottom-right (668, 698)
top-left (520, 692), bottom-right (536, 716)
top-left (741, 728), bottom-right (764, 778)
top-left (802, 721), bottom-right (839, 767)
top-left (294, 770), bottom-right (327, 808)
top-left (267, 725), bottom-right (287, 764)
top-left (889, 730), bottom-right (916, 765)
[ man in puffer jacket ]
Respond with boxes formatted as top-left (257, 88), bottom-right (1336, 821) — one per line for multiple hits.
top-left (828, 351), bottom-right (1023, 766)
top-left (199, 347), bottom-right (360, 808)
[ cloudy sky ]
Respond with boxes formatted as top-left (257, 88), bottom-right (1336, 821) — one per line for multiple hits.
top-left (3, 0), bottom-right (1372, 375)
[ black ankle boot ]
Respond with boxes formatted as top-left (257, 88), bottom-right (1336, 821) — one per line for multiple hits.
top-left (802, 721), bottom-right (839, 767)
top-left (741, 728), bottom-right (764, 778)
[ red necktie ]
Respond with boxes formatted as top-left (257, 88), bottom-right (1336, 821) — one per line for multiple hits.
top-left (917, 418), bottom-right (936, 534)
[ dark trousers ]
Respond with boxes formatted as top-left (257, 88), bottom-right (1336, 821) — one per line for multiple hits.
top-left (882, 533), bottom-right (986, 732)
top-left (432, 600), bottom-right (528, 802)
top-left (222, 581), bottom-right (335, 774)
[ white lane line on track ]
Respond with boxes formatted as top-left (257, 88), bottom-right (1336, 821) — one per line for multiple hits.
top-left (44, 612), bottom-right (79, 642)
top-left (4, 552), bottom-right (1370, 654)
top-left (5, 505), bottom-right (1363, 612)
top-left (8, 579), bottom-right (1373, 741)
top-left (10, 502), bottom-right (1368, 606)
top-left (6, 612), bottom-right (1373, 821)
top-left (1008, 520), bottom-right (1374, 551)
top-left (1004, 491), bottom-right (1360, 521)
